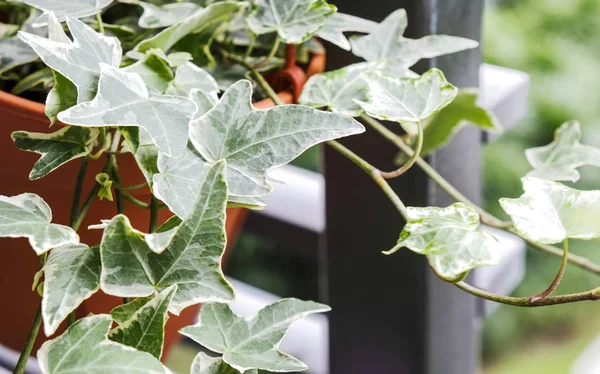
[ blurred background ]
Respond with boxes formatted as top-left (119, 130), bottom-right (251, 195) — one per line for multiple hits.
top-left (206, 1), bottom-right (600, 373)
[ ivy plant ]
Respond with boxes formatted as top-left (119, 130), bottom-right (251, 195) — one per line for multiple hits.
top-left (2, 1), bottom-right (600, 374)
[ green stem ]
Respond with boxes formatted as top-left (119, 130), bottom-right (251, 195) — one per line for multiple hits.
top-left (109, 131), bottom-right (125, 214)
top-left (149, 196), bottom-right (159, 232)
top-left (114, 182), bottom-right (149, 191)
top-left (522, 235), bottom-right (600, 276)
top-left (454, 281), bottom-right (600, 307)
top-left (13, 305), bottom-right (43, 374)
top-left (121, 191), bottom-right (150, 209)
top-left (96, 13), bottom-right (104, 34)
top-left (529, 239), bottom-right (569, 302)
top-left (254, 37), bottom-right (280, 69)
top-left (69, 158), bottom-right (89, 227)
top-left (379, 121), bottom-right (423, 179)
top-left (245, 34), bottom-right (256, 59)
top-left (327, 140), bottom-right (408, 220)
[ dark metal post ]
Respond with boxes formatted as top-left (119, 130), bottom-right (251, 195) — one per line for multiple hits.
top-left (321, 1), bottom-right (483, 373)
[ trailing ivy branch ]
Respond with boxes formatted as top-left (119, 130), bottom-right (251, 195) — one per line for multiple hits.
top-left (3, 1), bottom-right (600, 373)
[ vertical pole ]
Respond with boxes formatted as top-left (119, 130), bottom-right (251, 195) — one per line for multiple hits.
top-left (321, 1), bottom-right (483, 373)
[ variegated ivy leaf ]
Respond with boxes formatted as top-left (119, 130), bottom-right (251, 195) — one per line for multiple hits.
top-left (191, 352), bottom-right (257, 374)
top-left (396, 90), bottom-right (502, 163)
top-left (42, 244), bottom-right (101, 336)
top-left (16, 0), bottom-right (113, 27)
top-left (0, 194), bottom-right (79, 255)
top-left (109, 285), bottom-right (177, 359)
top-left (136, 1), bottom-right (203, 29)
top-left (247, 0), bottom-right (336, 44)
top-left (316, 12), bottom-right (377, 51)
top-left (387, 203), bottom-right (501, 279)
top-left (96, 173), bottom-right (114, 201)
top-left (11, 126), bottom-right (100, 180)
top-left (153, 146), bottom-right (265, 219)
top-left (0, 23), bottom-right (19, 39)
top-left (123, 49), bottom-right (174, 92)
top-left (18, 15), bottom-right (122, 103)
top-left (190, 88), bottom-right (217, 120)
top-left (10, 67), bottom-right (54, 95)
top-left (350, 9), bottom-right (478, 76)
top-left (0, 9), bottom-right (45, 75)
top-left (101, 161), bottom-right (234, 314)
top-left (299, 62), bottom-right (380, 117)
top-left (181, 299), bottom-right (330, 372)
top-left (525, 121), bottom-right (600, 182)
top-left (120, 127), bottom-right (160, 185)
top-left (189, 80), bottom-right (365, 198)
top-left (500, 177), bottom-right (600, 244)
top-left (45, 72), bottom-right (79, 125)
top-left (134, 1), bottom-right (246, 54)
top-left (110, 296), bottom-right (152, 324)
top-left (58, 64), bottom-right (196, 157)
top-left (38, 315), bottom-right (171, 374)
top-left (166, 62), bottom-right (219, 101)
top-left (358, 69), bottom-right (458, 123)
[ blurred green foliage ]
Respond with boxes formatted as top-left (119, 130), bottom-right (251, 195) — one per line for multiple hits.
top-left (483, 0), bottom-right (600, 365)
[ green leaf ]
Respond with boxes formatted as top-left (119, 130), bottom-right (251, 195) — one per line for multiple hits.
top-left (18, 15), bottom-right (122, 102)
top-left (181, 299), bottom-right (330, 372)
top-left (358, 69), bottom-right (458, 123)
top-left (37, 315), bottom-right (171, 374)
top-left (100, 161), bottom-right (234, 314)
top-left (189, 80), bottom-right (365, 198)
top-left (123, 49), bottom-right (174, 92)
top-left (191, 352), bottom-right (258, 374)
top-left (137, 1), bottom-right (203, 29)
top-left (316, 12), bottom-right (376, 50)
top-left (0, 10), bottom-right (45, 75)
top-left (525, 121), bottom-right (600, 182)
top-left (247, 0), bottom-right (336, 44)
top-left (299, 62), bottom-right (379, 117)
top-left (0, 23), bottom-right (19, 39)
top-left (96, 173), bottom-right (114, 201)
top-left (120, 127), bottom-right (160, 185)
top-left (110, 296), bottom-right (153, 324)
top-left (42, 244), bottom-right (101, 336)
top-left (134, 1), bottom-right (246, 54)
top-left (500, 177), bottom-right (600, 244)
top-left (109, 285), bottom-right (177, 359)
top-left (349, 9), bottom-right (478, 76)
top-left (396, 90), bottom-right (502, 162)
top-left (58, 64), bottom-right (196, 157)
top-left (10, 67), bottom-right (53, 95)
top-left (166, 62), bottom-right (219, 100)
top-left (16, 0), bottom-right (113, 27)
top-left (387, 202), bottom-right (501, 279)
top-left (0, 193), bottom-right (79, 255)
top-left (45, 71), bottom-right (78, 126)
top-left (12, 126), bottom-right (100, 180)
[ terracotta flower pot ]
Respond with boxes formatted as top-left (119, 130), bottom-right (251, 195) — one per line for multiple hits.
top-left (0, 49), bottom-right (325, 360)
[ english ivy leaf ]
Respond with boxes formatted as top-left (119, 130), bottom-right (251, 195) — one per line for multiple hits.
top-left (166, 62), bottom-right (219, 101)
top-left (525, 121), bottom-right (600, 182)
top-left (42, 244), bottom-right (101, 336)
top-left (0, 10), bottom-right (45, 76)
top-left (110, 296), bottom-right (153, 324)
top-left (358, 69), bottom-right (458, 123)
top-left (45, 71), bottom-right (78, 126)
top-left (190, 88), bottom-right (217, 120)
top-left (18, 15), bottom-right (122, 103)
top-left (137, 1), bottom-right (203, 29)
top-left (11, 126), bottom-right (100, 180)
top-left (247, 0), bottom-right (336, 44)
top-left (316, 12), bottom-right (377, 51)
top-left (350, 9), bottom-right (478, 76)
top-left (0, 23), bottom-right (19, 39)
top-left (396, 90), bottom-right (502, 162)
top-left (166, 52), bottom-right (193, 67)
top-left (0, 193), bottom-right (79, 255)
top-left (123, 49), bottom-right (174, 92)
top-left (299, 62), bottom-right (379, 117)
top-left (387, 203), bottom-right (501, 279)
top-left (10, 67), bottom-right (53, 95)
top-left (16, 0), bottom-right (113, 27)
top-left (96, 173), bottom-right (114, 201)
top-left (100, 161), bottom-right (234, 314)
top-left (37, 315), bottom-right (172, 374)
top-left (120, 127), bottom-right (160, 185)
top-left (134, 1), bottom-right (246, 54)
top-left (109, 285), bottom-right (177, 359)
top-left (181, 299), bottom-right (330, 372)
top-left (58, 64), bottom-right (196, 157)
top-left (500, 177), bottom-right (600, 244)
top-left (191, 352), bottom-right (258, 374)
top-left (189, 79), bottom-right (365, 198)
